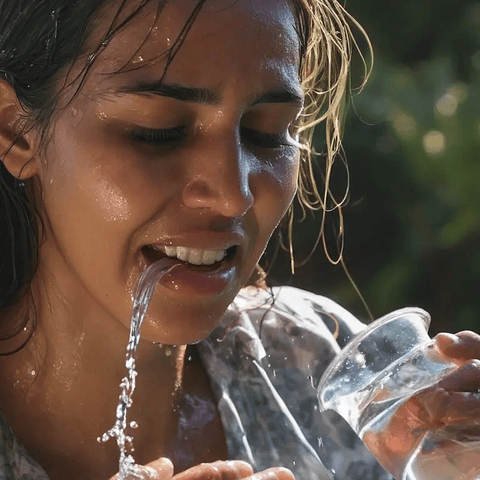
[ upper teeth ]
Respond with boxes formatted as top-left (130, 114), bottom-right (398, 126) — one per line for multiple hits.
top-left (163, 246), bottom-right (227, 265)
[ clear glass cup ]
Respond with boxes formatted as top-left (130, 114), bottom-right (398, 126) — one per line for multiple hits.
top-left (317, 307), bottom-right (480, 480)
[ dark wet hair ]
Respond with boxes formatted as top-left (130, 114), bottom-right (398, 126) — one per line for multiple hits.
top-left (0, 0), bottom-right (105, 333)
top-left (0, 0), bottom-right (370, 346)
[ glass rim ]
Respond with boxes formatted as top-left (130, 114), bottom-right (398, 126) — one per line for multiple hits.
top-left (317, 306), bottom-right (431, 396)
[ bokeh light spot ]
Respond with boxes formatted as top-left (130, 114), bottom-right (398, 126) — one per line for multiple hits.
top-left (435, 94), bottom-right (458, 117)
top-left (423, 131), bottom-right (446, 155)
top-left (391, 111), bottom-right (417, 139)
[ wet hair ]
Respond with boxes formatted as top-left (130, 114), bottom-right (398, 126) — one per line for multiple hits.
top-left (0, 0), bottom-right (106, 342)
top-left (0, 0), bottom-right (370, 343)
top-left (291, 0), bottom-right (371, 268)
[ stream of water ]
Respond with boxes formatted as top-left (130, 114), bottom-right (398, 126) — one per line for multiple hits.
top-left (98, 258), bottom-right (177, 480)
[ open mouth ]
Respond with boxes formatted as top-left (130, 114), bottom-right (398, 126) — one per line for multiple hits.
top-left (141, 245), bottom-right (238, 270)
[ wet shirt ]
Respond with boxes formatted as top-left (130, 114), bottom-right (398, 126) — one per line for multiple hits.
top-left (0, 286), bottom-right (392, 480)
top-left (198, 286), bottom-right (392, 480)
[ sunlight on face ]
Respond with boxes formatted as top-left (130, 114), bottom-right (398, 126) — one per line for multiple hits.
top-left (36, 0), bottom-right (303, 344)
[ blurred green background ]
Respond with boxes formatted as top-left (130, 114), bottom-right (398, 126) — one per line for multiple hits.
top-left (264, 0), bottom-right (480, 334)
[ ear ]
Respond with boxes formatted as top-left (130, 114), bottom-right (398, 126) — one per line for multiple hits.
top-left (0, 79), bottom-right (40, 180)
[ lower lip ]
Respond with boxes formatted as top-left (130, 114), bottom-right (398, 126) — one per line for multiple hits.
top-left (157, 259), bottom-right (237, 297)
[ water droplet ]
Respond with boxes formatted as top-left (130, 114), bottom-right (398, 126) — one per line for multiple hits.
top-left (129, 421), bottom-right (138, 429)
top-left (165, 347), bottom-right (172, 357)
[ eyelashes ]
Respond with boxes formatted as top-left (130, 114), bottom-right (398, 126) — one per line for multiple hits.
top-left (240, 128), bottom-right (292, 149)
top-left (131, 126), bottom-right (186, 144)
top-left (130, 126), bottom-right (293, 149)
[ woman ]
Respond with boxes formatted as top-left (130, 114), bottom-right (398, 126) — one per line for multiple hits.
top-left (0, 1), bottom-right (479, 479)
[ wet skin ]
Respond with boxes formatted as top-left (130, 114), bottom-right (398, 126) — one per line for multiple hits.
top-left (0, 0), bottom-right (303, 479)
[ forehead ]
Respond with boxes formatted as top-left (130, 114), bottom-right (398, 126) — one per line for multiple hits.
top-left (83, 0), bottom-right (301, 98)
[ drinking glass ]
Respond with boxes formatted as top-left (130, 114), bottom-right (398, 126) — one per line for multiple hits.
top-left (317, 307), bottom-right (480, 480)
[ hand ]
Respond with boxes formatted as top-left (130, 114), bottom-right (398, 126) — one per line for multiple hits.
top-left (110, 458), bottom-right (295, 480)
top-left (362, 330), bottom-right (480, 477)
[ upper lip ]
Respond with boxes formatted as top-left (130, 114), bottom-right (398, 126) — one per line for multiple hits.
top-left (145, 230), bottom-right (245, 252)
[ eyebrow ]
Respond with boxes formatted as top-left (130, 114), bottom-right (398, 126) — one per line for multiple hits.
top-left (112, 81), bottom-right (304, 107)
top-left (115, 81), bottom-right (221, 105)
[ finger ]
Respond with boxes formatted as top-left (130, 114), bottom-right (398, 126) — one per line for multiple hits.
top-left (245, 467), bottom-right (295, 480)
top-left (435, 331), bottom-right (480, 361)
top-left (442, 391), bottom-right (480, 425)
top-left (415, 387), bottom-right (480, 427)
top-left (172, 460), bottom-right (254, 480)
top-left (115, 458), bottom-right (174, 480)
top-left (142, 458), bottom-right (175, 479)
top-left (215, 461), bottom-right (254, 479)
top-left (437, 359), bottom-right (480, 392)
top-left (227, 461), bottom-right (255, 478)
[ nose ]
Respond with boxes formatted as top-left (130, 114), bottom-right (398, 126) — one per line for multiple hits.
top-left (181, 134), bottom-right (254, 218)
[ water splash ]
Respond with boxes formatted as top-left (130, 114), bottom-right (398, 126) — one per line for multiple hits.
top-left (99, 258), bottom-right (177, 480)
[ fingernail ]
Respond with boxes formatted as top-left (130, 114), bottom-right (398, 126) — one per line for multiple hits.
top-left (435, 333), bottom-right (458, 346)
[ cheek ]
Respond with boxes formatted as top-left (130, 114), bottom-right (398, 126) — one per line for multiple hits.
top-left (37, 120), bottom-right (179, 287)
top-left (88, 178), bottom-right (132, 223)
top-left (253, 153), bottom-right (299, 242)
top-left (43, 115), bottom-right (173, 227)
top-left (268, 150), bottom-right (299, 209)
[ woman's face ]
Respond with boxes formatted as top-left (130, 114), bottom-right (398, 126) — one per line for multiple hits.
top-left (35, 0), bottom-right (303, 344)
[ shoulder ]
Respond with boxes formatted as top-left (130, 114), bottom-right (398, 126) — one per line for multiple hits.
top-left (231, 286), bottom-right (366, 348)
top-left (226, 286), bottom-right (366, 388)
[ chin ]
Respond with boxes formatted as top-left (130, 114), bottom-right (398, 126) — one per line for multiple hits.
top-left (138, 301), bottom-right (231, 345)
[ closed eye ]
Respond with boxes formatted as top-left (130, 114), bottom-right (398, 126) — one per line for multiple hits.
top-left (130, 126), bottom-right (294, 149)
top-left (131, 126), bottom-right (186, 145)
top-left (241, 127), bottom-right (292, 149)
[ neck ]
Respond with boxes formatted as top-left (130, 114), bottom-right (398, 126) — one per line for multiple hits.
top-left (0, 262), bottom-right (187, 480)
